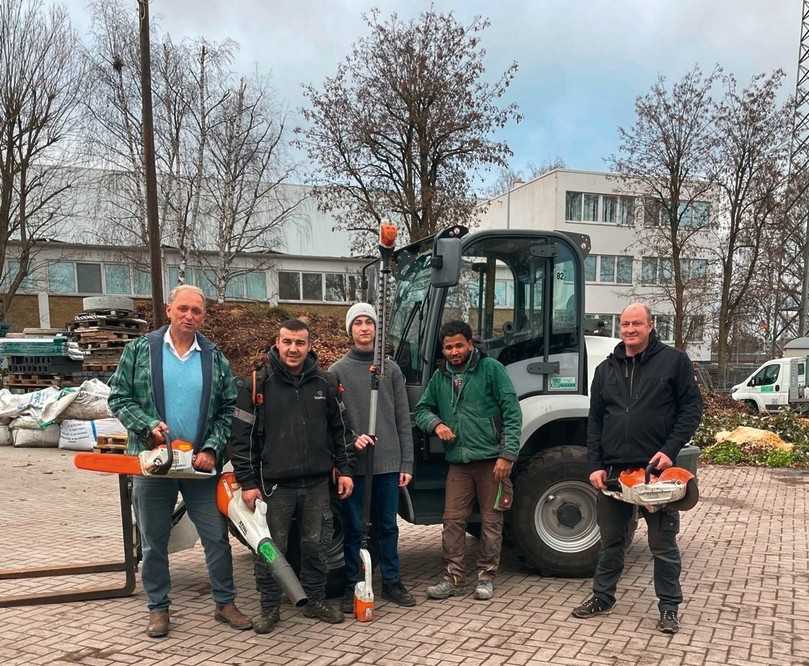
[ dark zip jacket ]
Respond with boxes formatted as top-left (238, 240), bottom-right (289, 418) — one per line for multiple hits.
top-left (229, 347), bottom-right (354, 490)
top-left (587, 330), bottom-right (703, 474)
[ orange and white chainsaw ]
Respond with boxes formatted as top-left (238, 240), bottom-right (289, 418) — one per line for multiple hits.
top-left (74, 438), bottom-right (215, 479)
top-left (603, 464), bottom-right (699, 512)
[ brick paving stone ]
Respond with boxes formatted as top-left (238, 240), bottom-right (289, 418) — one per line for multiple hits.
top-left (2, 451), bottom-right (809, 665)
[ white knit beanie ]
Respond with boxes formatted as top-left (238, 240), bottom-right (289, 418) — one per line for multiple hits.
top-left (346, 302), bottom-right (378, 335)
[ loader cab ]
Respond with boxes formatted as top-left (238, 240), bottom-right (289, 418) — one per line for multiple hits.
top-left (388, 226), bottom-right (588, 522)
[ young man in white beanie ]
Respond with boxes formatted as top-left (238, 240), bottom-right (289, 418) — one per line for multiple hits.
top-left (330, 302), bottom-right (417, 611)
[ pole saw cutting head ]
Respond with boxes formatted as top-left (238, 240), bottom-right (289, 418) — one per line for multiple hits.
top-left (603, 464), bottom-right (699, 512)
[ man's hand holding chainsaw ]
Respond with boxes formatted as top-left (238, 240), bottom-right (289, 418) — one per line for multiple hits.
top-left (589, 451), bottom-right (672, 491)
top-left (151, 421), bottom-right (215, 472)
top-left (241, 488), bottom-right (262, 511)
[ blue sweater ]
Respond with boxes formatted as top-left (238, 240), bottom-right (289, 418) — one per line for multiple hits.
top-left (162, 345), bottom-right (203, 444)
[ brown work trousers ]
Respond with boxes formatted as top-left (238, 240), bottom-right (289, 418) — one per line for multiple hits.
top-left (442, 459), bottom-right (510, 582)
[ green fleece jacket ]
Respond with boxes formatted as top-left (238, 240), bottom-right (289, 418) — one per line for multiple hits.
top-left (414, 349), bottom-right (522, 464)
top-left (108, 326), bottom-right (237, 461)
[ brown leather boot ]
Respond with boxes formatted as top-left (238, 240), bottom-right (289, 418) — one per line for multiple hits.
top-left (214, 602), bottom-right (252, 630)
top-left (146, 610), bottom-right (169, 638)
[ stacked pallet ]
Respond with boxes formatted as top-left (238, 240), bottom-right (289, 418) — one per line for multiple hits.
top-left (68, 298), bottom-right (147, 374)
top-left (0, 335), bottom-right (84, 390)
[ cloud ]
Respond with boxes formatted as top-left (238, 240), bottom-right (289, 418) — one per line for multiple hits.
top-left (62, 0), bottom-right (800, 176)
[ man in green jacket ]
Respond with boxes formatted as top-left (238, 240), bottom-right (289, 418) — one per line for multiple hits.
top-left (415, 320), bottom-right (522, 601)
top-left (108, 285), bottom-right (250, 638)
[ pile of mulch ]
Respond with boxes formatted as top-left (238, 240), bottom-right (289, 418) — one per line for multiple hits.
top-left (136, 301), bottom-right (351, 376)
top-left (701, 388), bottom-right (749, 416)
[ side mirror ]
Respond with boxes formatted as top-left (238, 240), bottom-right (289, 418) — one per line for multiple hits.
top-left (431, 237), bottom-right (462, 287)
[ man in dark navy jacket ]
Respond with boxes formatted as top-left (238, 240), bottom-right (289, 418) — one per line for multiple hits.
top-left (572, 303), bottom-right (702, 635)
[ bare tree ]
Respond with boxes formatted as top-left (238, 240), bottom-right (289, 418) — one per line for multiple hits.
top-left (0, 0), bottom-right (87, 321)
top-left (298, 8), bottom-right (521, 252)
top-left (710, 71), bottom-right (792, 377)
top-left (85, 0), bottom-right (233, 280)
top-left (611, 66), bottom-right (720, 349)
top-left (198, 76), bottom-right (303, 302)
top-left (484, 158), bottom-right (566, 197)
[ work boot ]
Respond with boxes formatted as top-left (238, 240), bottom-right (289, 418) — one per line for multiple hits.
top-left (214, 602), bottom-right (253, 630)
top-left (145, 610), bottom-right (169, 638)
top-left (252, 608), bottom-right (281, 634)
top-left (474, 580), bottom-right (494, 600)
top-left (426, 576), bottom-right (464, 600)
top-left (571, 595), bottom-right (614, 619)
top-left (657, 609), bottom-right (680, 634)
top-left (302, 600), bottom-right (344, 624)
top-left (341, 587), bottom-right (355, 614)
top-left (382, 581), bottom-right (417, 607)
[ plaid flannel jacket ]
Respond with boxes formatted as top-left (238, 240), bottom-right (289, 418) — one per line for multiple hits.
top-left (108, 328), bottom-right (237, 460)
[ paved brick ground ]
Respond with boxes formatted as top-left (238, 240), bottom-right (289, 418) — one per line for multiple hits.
top-left (0, 447), bottom-right (808, 665)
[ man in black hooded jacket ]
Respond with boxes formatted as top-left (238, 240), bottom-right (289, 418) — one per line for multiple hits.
top-left (230, 319), bottom-right (355, 632)
top-left (571, 303), bottom-right (702, 635)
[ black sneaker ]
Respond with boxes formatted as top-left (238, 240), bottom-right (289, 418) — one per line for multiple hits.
top-left (382, 581), bottom-right (417, 607)
top-left (657, 609), bottom-right (680, 634)
top-left (571, 595), bottom-right (614, 619)
top-left (340, 587), bottom-right (355, 614)
top-left (302, 600), bottom-right (344, 624)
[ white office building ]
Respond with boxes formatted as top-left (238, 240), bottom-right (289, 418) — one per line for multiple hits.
top-left (475, 168), bottom-right (712, 361)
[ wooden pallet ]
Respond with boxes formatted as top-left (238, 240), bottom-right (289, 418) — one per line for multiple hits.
top-left (79, 340), bottom-right (129, 351)
top-left (83, 363), bottom-right (119, 372)
top-left (3, 373), bottom-right (61, 388)
top-left (69, 313), bottom-right (146, 330)
top-left (73, 328), bottom-right (143, 340)
top-left (95, 433), bottom-right (128, 453)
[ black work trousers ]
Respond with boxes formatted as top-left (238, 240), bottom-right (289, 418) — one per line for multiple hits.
top-left (254, 477), bottom-right (332, 612)
top-left (592, 492), bottom-right (682, 612)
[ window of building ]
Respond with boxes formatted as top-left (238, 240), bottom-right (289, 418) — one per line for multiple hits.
top-left (48, 262), bottom-right (76, 293)
top-left (245, 272), bottom-right (267, 300)
top-left (616, 256), bottom-right (633, 284)
top-left (582, 194), bottom-right (599, 222)
top-left (278, 271), bottom-right (301, 300)
top-left (584, 255), bottom-right (597, 283)
top-left (325, 273), bottom-right (346, 302)
top-left (602, 196), bottom-right (618, 223)
top-left (587, 255), bottom-right (634, 284)
top-left (301, 273), bottom-right (323, 301)
top-left (2, 259), bottom-right (36, 290)
top-left (679, 201), bottom-right (711, 227)
top-left (134, 268), bottom-right (152, 296)
top-left (565, 191), bottom-right (582, 221)
top-left (104, 264), bottom-right (131, 295)
top-left (654, 314), bottom-right (673, 341)
top-left (76, 263), bottom-right (103, 293)
top-left (278, 271), bottom-right (357, 303)
top-left (225, 274), bottom-right (246, 299)
top-left (566, 191), bottom-right (636, 225)
top-left (584, 313), bottom-right (615, 337)
top-left (599, 255), bottom-right (616, 283)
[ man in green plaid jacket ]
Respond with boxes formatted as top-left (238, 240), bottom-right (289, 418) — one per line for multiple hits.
top-left (108, 285), bottom-right (250, 638)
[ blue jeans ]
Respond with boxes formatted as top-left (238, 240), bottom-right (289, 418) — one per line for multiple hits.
top-left (342, 472), bottom-right (400, 586)
top-left (132, 475), bottom-right (235, 611)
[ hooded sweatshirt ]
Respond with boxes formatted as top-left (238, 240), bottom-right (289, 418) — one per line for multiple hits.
top-left (329, 348), bottom-right (414, 476)
top-left (230, 347), bottom-right (354, 489)
top-left (587, 330), bottom-right (703, 473)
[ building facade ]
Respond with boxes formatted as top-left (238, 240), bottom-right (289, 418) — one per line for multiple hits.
top-left (475, 168), bottom-right (712, 360)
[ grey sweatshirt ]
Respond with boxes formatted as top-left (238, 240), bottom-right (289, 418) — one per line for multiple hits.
top-left (329, 348), bottom-right (414, 476)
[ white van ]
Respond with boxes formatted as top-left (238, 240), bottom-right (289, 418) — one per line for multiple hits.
top-left (731, 356), bottom-right (809, 413)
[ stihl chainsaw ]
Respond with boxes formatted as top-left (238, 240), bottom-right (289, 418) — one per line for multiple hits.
top-left (603, 464), bottom-right (699, 513)
top-left (74, 438), bottom-right (214, 479)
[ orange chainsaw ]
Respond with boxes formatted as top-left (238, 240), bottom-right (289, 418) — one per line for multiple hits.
top-left (74, 438), bottom-right (215, 479)
top-left (603, 464), bottom-right (699, 512)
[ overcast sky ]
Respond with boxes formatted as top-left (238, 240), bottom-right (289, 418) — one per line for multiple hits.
top-left (62, 0), bottom-right (799, 187)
